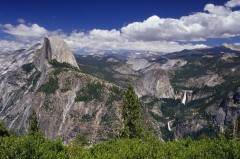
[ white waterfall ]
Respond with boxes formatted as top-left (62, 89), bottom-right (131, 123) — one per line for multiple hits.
top-left (181, 91), bottom-right (187, 105)
top-left (168, 121), bottom-right (172, 131)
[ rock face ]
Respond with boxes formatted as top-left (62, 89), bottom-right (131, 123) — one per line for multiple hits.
top-left (0, 44), bottom-right (40, 75)
top-left (134, 69), bottom-right (174, 98)
top-left (127, 58), bottom-right (152, 71)
top-left (206, 90), bottom-right (240, 133)
top-left (175, 119), bottom-right (208, 138)
top-left (0, 37), bottom-right (122, 143)
top-left (179, 74), bottom-right (225, 88)
top-left (2, 40), bottom-right (240, 142)
top-left (36, 37), bottom-right (79, 70)
top-left (174, 90), bottom-right (193, 105)
top-left (159, 59), bottom-right (187, 69)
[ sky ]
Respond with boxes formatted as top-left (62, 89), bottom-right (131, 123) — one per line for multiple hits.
top-left (0, 0), bottom-right (240, 53)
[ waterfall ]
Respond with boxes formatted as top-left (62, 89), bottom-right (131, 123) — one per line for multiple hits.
top-left (168, 121), bottom-right (172, 131)
top-left (181, 91), bottom-right (187, 105)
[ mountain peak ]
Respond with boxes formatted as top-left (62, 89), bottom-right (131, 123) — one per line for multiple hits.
top-left (42, 36), bottom-right (79, 68)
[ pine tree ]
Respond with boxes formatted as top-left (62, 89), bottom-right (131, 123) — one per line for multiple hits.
top-left (119, 85), bottom-right (147, 139)
top-left (225, 116), bottom-right (240, 140)
top-left (28, 110), bottom-right (39, 135)
top-left (0, 121), bottom-right (10, 137)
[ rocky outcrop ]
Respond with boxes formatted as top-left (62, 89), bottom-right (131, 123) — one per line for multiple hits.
top-left (134, 69), bottom-right (174, 98)
top-left (112, 64), bottom-right (135, 75)
top-left (174, 90), bottom-right (194, 105)
top-left (175, 119), bottom-right (208, 139)
top-left (34, 37), bottom-right (79, 72)
top-left (34, 70), bottom-right (122, 143)
top-left (0, 44), bottom-right (40, 75)
top-left (0, 37), bottom-right (122, 143)
top-left (206, 89), bottom-right (240, 132)
top-left (127, 58), bottom-right (152, 71)
top-left (159, 59), bottom-right (187, 69)
top-left (44, 37), bottom-right (79, 68)
top-left (178, 74), bottom-right (224, 88)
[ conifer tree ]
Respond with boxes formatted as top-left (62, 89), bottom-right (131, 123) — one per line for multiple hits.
top-left (0, 121), bottom-right (10, 137)
top-left (225, 116), bottom-right (240, 140)
top-left (119, 85), bottom-right (147, 139)
top-left (28, 110), bottom-right (39, 135)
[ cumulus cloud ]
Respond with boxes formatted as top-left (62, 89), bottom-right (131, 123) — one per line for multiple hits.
top-left (0, 0), bottom-right (240, 53)
top-left (89, 29), bottom-right (121, 41)
top-left (225, 0), bottom-right (240, 8)
top-left (121, 3), bottom-right (240, 42)
top-left (204, 4), bottom-right (231, 16)
top-left (2, 23), bottom-right (48, 38)
top-left (63, 30), bottom-right (206, 53)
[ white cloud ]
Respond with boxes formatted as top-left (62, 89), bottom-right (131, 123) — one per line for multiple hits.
top-left (0, 40), bottom-right (26, 52)
top-left (121, 3), bottom-right (240, 42)
top-left (17, 19), bottom-right (26, 24)
top-left (2, 23), bottom-right (48, 38)
top-left (63, 30), bottom-right (206, 53)
top-left (204, 4), bottom-right (231, 16)
top-left (225, 0), bottom-right (240, 8)
top-left (1, 0), bottom-right (240, 53)
top-left (89, 29), bottom-right (121, 41)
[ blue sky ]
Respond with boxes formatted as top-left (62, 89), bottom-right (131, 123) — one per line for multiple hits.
top-left (0, 0), bottom-right (240, 53)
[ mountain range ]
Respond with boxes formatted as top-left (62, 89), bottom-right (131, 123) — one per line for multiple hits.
top-left (1, 36), bottom-right (240, 142)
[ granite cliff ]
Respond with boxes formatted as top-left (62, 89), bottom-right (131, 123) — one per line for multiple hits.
top-left (0, 37), bottom-right (123, 143)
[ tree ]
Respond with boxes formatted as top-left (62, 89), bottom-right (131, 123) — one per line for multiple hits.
top-left (119, 85), bottom-right (148, 139)
top-left (28, 110), bottom-right (39, 135)
top-left (225, 116), bottom-right (240, 140)
top-left (72, 133), bottom-right (89, 146)
top-left (0, 121), bottom-right (10, 137)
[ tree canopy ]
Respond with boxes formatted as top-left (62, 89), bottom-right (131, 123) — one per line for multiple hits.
top-left (119, 84), bottom-right (149, 139)
top-left (28, 110), bottom-right (39, 135)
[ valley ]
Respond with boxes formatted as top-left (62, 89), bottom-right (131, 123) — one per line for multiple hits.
top-left (76, 46), bottom-right (240, 140)
top-left (1, 36), bottom-right (240, 143)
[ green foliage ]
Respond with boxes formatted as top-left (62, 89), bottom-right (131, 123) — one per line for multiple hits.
top-left (27, 70), bottom-right (41, 92)
top-left (21, 63), bottom-right (35, 73)
top-left (76, 55), bottom-right (120, 82)
top-left (1, 132), bottom-right (240, 158)
top-left (75, 82), bottom-right (105, 102)
top-left (49, 59), bottom-right (79, 77)
top-left (0, 121), bottom-right (11, 137)
top-left (225, 116), bottom-right (240, 140)
top-left (81, 114), bottom-right (94, 122)
top-left (21, 63), bottom-right (42, 92)
top-left (28, 110), bottom-right (39, 135)
top-left (105, 86), bottom-right (124, 107)
top-left (161, 98), bottom-right (182, 119)
top-left (0, 134), bottom-right (66, 159)
top-left (119, 85), bottom-right (150, 139)
top-left (38, 77), bottom-right (59, 94)
top-left (160, 125), bottom-right (174, 141)
top-left (49, 59), bottom-right (78, 70)
top-left (72, 133), bottom-right (89, 146)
